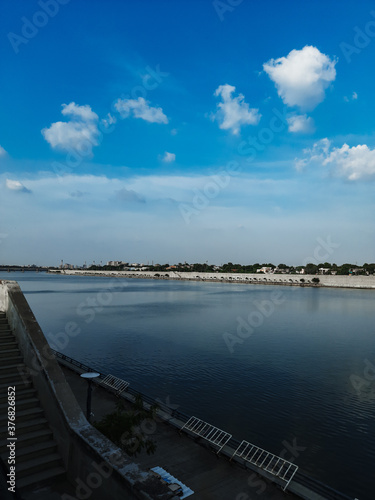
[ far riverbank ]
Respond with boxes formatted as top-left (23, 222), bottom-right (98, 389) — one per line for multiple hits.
top-left (48, 269), bottom-right (375, 289)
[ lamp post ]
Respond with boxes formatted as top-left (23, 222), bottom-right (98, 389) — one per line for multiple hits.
top-left (80, 372), bottom-right (100, 422)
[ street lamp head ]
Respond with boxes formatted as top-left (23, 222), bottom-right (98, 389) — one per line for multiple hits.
top-left (80, 372), bottom-right (100, 379)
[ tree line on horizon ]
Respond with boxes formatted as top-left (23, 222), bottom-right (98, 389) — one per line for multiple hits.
top-left (87, 262), bottom-right (375, 275)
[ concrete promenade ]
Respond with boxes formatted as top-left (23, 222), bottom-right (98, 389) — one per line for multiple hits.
top-left (50, 270), bottom-right (375, 290)
top-left (59, 363), bottom-right (303, 500)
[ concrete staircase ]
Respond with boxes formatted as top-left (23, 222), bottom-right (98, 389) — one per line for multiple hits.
top-left (0, 312), bottom-right (66, 494)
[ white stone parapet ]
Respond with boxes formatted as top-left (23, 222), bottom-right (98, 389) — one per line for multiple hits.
top-left (47, 270), bottom-right (375, 289)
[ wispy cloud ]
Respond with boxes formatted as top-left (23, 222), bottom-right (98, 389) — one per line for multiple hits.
top-left (264, 46), bottom-right (337, 110)
top-left (344, 91), bottom-right (358, 102)
top-left (296, 138), bottom-right (375, 180)
top-left (0, 171), bottom-right (372, 265)
top-left (114, 97), bottom-right (168, 123)
top-left (115, 187), bottom-right (145, 203)
top-left (42, 102), bottom-right (100, 155)
top-left (0, 145), bottom-right (8, 157)
top-left (5, 179), bottom-right (31, 193)
top-left (211, 84), bottom-right (261, 134)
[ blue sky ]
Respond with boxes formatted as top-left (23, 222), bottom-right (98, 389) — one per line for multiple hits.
top-left (1, 0), bottom-right (375, 266)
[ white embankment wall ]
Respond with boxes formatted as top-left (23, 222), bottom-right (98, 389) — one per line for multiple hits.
top-left (52, 270), bottom-right (375, 289)
top-left (0, 280), bottom-right (173, 499)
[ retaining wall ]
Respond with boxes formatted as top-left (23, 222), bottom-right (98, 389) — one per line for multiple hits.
top-left (0, 280), bottom-right (173, 499)
top-left (50, 270), bottom-right (375, 289)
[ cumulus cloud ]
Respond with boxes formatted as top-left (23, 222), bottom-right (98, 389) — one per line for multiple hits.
top-left (42, 103), bottom-right (100, 155)
top-left (212, 84), bottom-right (261, 134)
top-left (0, 145), bottom-right (8, 157)
top-left (114, 97), bottom-right (168, 124)
top-left (296, 138), bottom-right (375, 180)
top-left (5, 179), bottom-right (31, 193)
top-left (161, 151), bottom-right (176, 162)
top-left (263, 46), bottom-right (337, 110)
top-left (287, 114), bottom-right (315, 134)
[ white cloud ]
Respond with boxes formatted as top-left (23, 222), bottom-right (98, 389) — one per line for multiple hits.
top-left (42, 103), bottom-right (100, 155)
top-left (263, 46), bottom-right (337, 110)
top-left (212, 84), bottom-right (261, 134)
top-left (171, 128), bottom-right (178, 135)
top-left (0, 145), bottom-right (8, 157)
top-left (114, 97), bottom-right (168, 124)
top-left (101, 113), bottom-right (117, 129)
top-left (287, 114), bottom-right (315, 134)
top-left (5, 179), bottom-right (31, 193)
top-left (161, 151), bottom-right (176, 162)
top-left (344, 91), bottom-right (358, 102)
top-left (296, 138), bottom-right (375, 180)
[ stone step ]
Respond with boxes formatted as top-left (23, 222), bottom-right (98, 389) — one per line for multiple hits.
top-left (7, 423), bottom-right (54, 453)
top-left (0, 417), bottom-right (49, 437)
top-left (0, 397), bottom-right (39, 413)
top-left (0, 333), bottom-right (15, 341)
top-left (0, 348), bottom-right (20, 358)
top-left (0, 341), bottom-right (18, 349)
top-left (0, 406), bottom-right (43, 424)
top-left (0, 324), bottom-right (10, 330)
top-left (15, 452), bottom-right (62, 479)
top-left (0, 318), bottom-right (8, 324)
top-left (0, 362), bottom-right (26, 374)
top-left (0, 371), bottom-right (28, 384)
top-left (17, 465), bottom-right (66, 491)
top-left (1, 439), bottom-right (57, 464)
top-left (0, 312), bottom-right (6, 318)
top-left (0, 356), bottom-right (24, 366)
top-left (0, 387), bottom-right (35, 404)
top-left (0, 380), bottom-right (32, 394)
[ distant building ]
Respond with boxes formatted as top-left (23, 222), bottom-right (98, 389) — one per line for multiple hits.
top-left (319, 268), bottom-right (331, 275)
top-left (257, 266), bottom-right (274, 274)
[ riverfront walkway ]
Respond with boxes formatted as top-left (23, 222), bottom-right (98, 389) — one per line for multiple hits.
top-left (60, 363), bottom-right (299, 500)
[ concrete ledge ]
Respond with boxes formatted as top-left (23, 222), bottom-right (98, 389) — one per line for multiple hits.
top-left (48, 270), bottom-right (375, 289)
top-left (0, 281), bottom-right (174, 499)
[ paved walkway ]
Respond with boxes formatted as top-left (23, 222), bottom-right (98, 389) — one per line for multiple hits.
top-left (61, 364), bottom-right (299, 500)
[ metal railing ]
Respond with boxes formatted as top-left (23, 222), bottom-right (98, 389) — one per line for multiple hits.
top-left (180, 416), bottom-right (232, 454)
top-left (231, 440), bottom-right (298, 491)
top-left (101, 374), bottom-right (129, 394)
top-left (50, 349), bottom-right (355, 499)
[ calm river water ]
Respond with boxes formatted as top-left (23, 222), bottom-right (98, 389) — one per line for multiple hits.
top-left (2, 271), bottom-right (374, 499)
